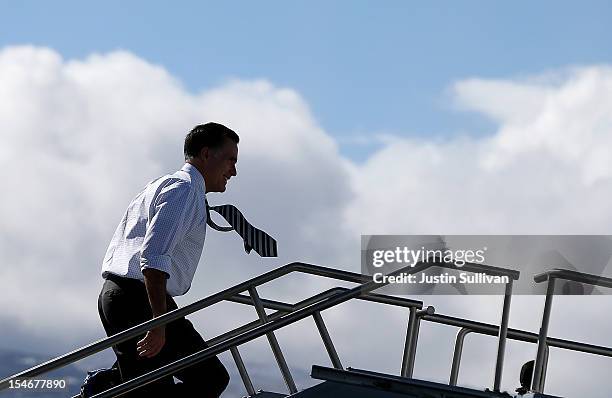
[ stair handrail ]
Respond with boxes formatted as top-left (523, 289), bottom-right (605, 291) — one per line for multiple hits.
top-left (86, 261), bottom-right (434, 397)
top-left (0, 260), bottom-right (519, 396)
top-left (88, 260), bottom-right (519, 398)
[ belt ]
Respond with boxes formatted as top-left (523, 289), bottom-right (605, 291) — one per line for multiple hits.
top-left (104, 272), bottom-right (145, 287)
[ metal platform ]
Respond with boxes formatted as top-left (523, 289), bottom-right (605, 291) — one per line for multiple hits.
top-left (261, 366), bottom-right (565, 398)
top-left (307, 365), bottom-right (513, 398)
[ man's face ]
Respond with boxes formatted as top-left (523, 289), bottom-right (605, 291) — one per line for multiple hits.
top-left (202, 138), bottom-right (238, 193)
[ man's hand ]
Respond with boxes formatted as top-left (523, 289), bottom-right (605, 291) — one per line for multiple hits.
top-left (137, 325), bottom-right (166, 358)
top-left (140, 268), bottom-right (169, 358)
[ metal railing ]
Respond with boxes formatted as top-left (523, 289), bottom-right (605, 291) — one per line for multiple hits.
top-left (428, 268), bottom-right (612, 393)
top-left (395, 262), bottom-right (519, 393)
top-left (530, 268), bottom-right (612, 393)
top-left (426, 312), bottom-right (612, 386)
top-left (0, 260), bottom-right (519, 397)
top-left (180, 283), bottom-right (612, 393)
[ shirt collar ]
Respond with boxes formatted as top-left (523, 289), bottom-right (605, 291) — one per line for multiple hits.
top-left (181, 163), bottom-right (206, 193)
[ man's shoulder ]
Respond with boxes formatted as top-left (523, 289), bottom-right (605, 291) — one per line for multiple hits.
top-left (136, 165), bottom-right (205, 208)
top-left (145, 168), bottom-right (205, 208)
top-left (152, 174), bottom-right (195, 199)
top-left (148, 168), bottom-right (196, 192)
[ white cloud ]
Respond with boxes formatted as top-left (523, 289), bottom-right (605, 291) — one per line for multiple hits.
top-left (1, 46), bottom-right (612, 397)
top-left (345, 67), bottom-right (612, 235)
top-left (453, 67), bottom-right (612, 184)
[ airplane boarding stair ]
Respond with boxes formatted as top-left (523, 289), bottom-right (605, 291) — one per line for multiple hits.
top-left (1, 262), bottom-right (611, 398)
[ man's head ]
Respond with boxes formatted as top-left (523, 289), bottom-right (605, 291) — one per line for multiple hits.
top-left (184, 122), bottom-right (239, 193)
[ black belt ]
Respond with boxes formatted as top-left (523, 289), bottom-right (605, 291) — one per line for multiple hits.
top-left (104, 272), bottom-right (145, 287)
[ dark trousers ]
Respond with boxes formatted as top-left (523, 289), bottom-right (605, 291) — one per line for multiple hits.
top-left (98, 274), bottom-right (229, 397)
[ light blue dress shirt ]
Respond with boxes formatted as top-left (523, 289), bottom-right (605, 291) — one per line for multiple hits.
top-left (101, 163), bottom-right (208, 296)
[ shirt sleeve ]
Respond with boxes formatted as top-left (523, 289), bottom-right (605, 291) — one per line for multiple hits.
top-left (140, 181), bottom-right (194, 278)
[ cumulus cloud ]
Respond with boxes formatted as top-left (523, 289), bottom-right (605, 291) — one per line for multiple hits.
top-left (455, 68), bottom-right (612, 185)
top-left (1, 46), bottom-right (612, 397)
top-left (345, 67), bottom-right (612, 236)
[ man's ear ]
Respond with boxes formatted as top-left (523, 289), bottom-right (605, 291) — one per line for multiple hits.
top-left (199, 147), bottom-right (210, 161)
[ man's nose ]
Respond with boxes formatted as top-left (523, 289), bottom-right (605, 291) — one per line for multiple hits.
top-left (231, 165), bottom-right (237, 176)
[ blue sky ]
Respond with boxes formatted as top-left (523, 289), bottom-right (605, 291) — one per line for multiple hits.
top-left (3, 1), bottom-right (612, 159)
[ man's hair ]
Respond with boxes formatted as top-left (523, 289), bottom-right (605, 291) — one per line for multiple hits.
top-left (184, 122), bottom-right (239, 160)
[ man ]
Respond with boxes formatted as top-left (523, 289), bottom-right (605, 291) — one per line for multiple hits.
top-left (98, 122), bottom-right (237, 397)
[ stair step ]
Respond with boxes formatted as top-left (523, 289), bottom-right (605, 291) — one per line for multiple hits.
top-left (288, 380), bottom-right (420, 398)
top-left (247, 391), bottom-right (287, 398)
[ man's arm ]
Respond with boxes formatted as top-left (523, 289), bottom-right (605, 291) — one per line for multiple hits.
top-left (143, 268), bottom-right (168, 317)
top-left (137, 181), bottom-right (195, 358)
top-left (137, 268), bottom-right (169, 358)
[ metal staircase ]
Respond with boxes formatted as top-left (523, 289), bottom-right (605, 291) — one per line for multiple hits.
top-left (1, 261), bottom-right (611, 397)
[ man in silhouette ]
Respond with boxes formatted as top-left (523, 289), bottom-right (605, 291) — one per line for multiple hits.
top-left (98, 122), bottom-right (237, 397)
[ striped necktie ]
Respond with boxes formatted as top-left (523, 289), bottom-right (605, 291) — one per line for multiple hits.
top-left (206, 201), bottom-right (278, 257)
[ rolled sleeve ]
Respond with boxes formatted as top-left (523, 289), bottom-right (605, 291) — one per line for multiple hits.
top-left (140, 254), bottom-right (171, 278)
top-left (140, 181), bottom-right (194, 279)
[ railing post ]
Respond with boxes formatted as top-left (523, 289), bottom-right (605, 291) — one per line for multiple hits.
top-left (248, 286), bottom-right (298, 394)
top-left (312, 311), bottom-right (343, 369)
top-left (402, 307), bottom-right (433, 378)
top-left (407, 311), bottom-right (423, 378)
top-left (450, 328), bottom-right (471, 386)
top-left (532, 277), bottom-right (556, 392)
top-left (541, 343), bottom-right (550, 392)
top-left (493, 280), bottom-right (513, 391)
top-left (230, 346), bottom-right (256, 396)
top-left (401, 307), bottom-right (417, 377)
